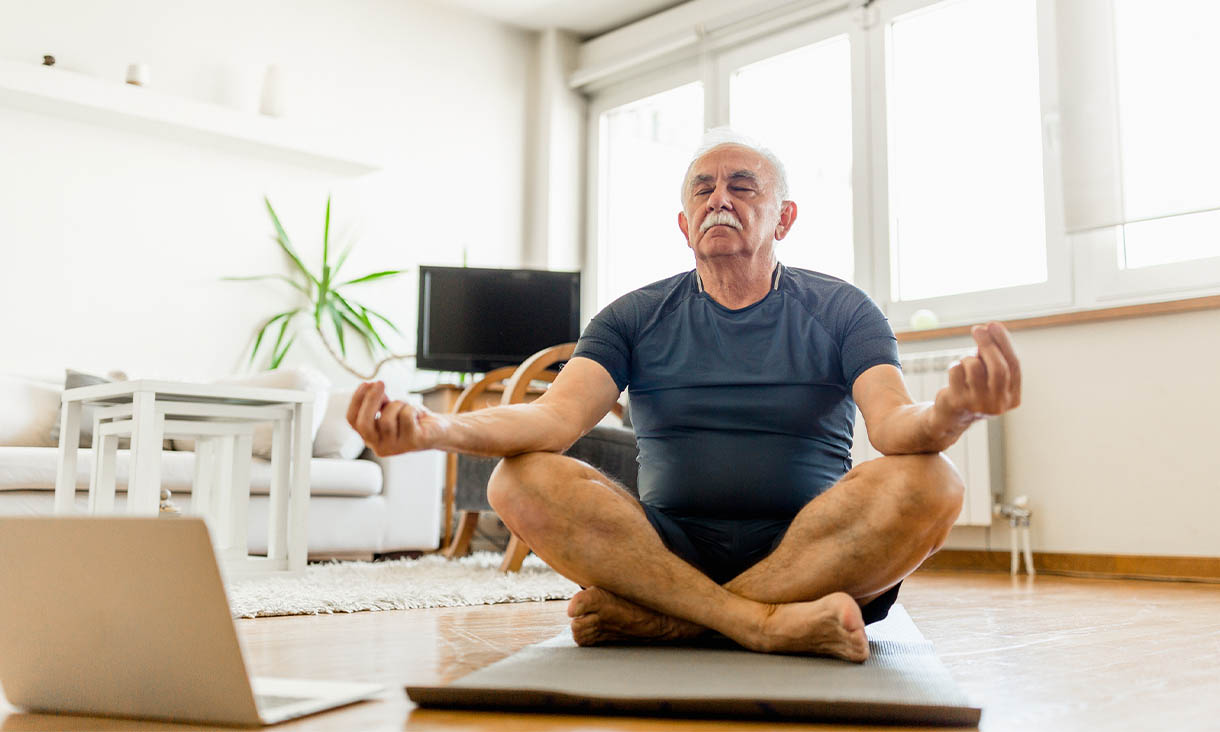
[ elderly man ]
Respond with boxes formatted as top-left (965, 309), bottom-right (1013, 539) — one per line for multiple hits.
top-left (348, 131), bottom-right (1021, 662)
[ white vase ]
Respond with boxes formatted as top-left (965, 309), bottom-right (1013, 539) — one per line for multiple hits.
top-left (218, 64), bottom-right (264, 112)
top-left (260, 65), bottom-right (287, 117)
top-left (125, 63), bottom-right (150, 86)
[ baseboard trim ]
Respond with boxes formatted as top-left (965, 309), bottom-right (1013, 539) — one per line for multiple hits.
top-left (919, 550), bottom-right (1220, 583)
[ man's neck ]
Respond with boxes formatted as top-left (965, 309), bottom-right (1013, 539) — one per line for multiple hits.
top-left (695, 252), bottom-right (779, 310)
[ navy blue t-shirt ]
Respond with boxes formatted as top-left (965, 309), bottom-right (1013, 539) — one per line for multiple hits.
top-left (572, 264), bottom-right (900, 520)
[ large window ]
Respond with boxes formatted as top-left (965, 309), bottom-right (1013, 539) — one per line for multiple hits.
top-left (886, 0), bottom-right (1047, 302)
top-left (595, 81), bottom-right (704, 308)
top-left (1112, 0), bottom-right (1220, 271)
top-left (585, 0), bottom-right (1220, 328)
top-left (729, 34), bottom-right (855, 283)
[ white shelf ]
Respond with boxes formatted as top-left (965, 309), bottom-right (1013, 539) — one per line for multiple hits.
top-left (0, 60), bottom-right (381, 175)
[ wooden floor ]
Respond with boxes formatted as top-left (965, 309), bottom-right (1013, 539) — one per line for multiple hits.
top-left (2, 570), bottom-right (1218, 731)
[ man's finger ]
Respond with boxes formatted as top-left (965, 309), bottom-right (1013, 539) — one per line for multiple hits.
top-left (354, 382), bottom-right (385, 440)
top-left (987, 322), bottom-right (1022, 405)
top-left (379, 401), bottom-right (405, 443)
top-left (946, 361), bottom-right (969, 410)
top-left (347, 382), bottom-right (371, 429)
top-left (972, 326), bottom-right (1010, 410)
top-left (960, 355), bottom-right (988, 412)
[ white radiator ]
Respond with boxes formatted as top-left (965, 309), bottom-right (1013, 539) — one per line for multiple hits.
top-left (851, 349), bottom-right (1004, 527)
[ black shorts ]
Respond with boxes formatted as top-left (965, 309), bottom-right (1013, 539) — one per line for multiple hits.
top-left (641, 504), bottom-right (901, 625)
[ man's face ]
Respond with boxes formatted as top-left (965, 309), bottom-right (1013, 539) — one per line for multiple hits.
top-left (677, 144), bottom-right (793, 262)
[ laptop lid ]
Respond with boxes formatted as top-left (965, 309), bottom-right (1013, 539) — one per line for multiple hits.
top-left (0, 517), bottom-right (263, 727)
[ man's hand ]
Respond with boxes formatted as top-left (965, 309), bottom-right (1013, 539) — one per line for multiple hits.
top-left (346, 381), bottom-right (442, 457)
top-left (933, 321), bottom-right (1022, 431)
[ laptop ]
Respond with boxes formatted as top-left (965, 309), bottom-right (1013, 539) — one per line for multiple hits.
top-left (0, 517), bottom-right (383, 727)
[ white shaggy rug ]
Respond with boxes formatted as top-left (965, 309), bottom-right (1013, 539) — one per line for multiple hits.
top-left (227, 552), bottom-right (579, 619)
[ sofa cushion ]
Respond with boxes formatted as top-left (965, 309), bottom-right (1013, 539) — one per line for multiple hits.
top-left (0, 446), bottom-right (381, 498)
top-left (0, 376), bottom-right (61, 448)
top-left (313, 389), bottom-right (366, 459)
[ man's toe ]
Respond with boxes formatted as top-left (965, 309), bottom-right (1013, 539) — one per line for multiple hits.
top-left (567, 588), bottom-right (594, 618)
top-left (570, 613), bottom-right (602, 646)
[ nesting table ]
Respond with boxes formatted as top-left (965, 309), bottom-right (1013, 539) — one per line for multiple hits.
top-left (54, 380), bottom-right (315, 576)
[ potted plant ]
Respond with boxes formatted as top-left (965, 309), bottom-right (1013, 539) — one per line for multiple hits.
top-left (226, 196), bottom-right (409, 379)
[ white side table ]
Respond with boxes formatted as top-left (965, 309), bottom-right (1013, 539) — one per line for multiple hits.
top-left (54, 380), bottom-right (314, 576)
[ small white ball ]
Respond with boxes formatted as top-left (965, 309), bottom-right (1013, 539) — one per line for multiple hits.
top-left (909, 309), bottom-right (939, 330)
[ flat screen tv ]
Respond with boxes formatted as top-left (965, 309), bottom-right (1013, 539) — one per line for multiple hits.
top-left (416, 266), bottom-right (581, 373)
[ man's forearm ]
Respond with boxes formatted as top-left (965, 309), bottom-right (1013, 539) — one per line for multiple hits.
top-left (429, 402), bottom-right (582, 457)
top-left (868, 400), bottom-right (978, 455)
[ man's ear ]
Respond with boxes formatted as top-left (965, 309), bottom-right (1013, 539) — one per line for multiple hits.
top-left (774, 201), bottom-right (798, 241)
top-left (678, 211), bottom-right (691, 246)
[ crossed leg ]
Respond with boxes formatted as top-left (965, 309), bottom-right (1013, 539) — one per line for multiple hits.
top-left (486, 452), bottom-right (963, 662)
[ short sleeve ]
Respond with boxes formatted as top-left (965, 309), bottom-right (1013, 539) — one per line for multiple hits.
top-left (572, 300), bottom-right (633, 392)
top-left (839, 294), bottom-right (901, 388)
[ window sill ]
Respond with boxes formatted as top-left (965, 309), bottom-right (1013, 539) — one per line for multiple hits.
top-left (895, 294), bottom-right (1220, 343)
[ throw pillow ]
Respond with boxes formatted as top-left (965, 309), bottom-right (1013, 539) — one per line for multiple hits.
top-left (0, 375), bottom-right (62, 447)
top-left (313, 389), bottom-right (367, 459)
top-left (171, 367), bottom-right (329, 458)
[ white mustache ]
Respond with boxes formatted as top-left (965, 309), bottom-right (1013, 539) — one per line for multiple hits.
top-left (700, 210), bottom-right (743, 233)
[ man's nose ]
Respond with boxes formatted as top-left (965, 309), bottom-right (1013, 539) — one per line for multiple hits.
top-left (706, 184), bottom-right (733, 211)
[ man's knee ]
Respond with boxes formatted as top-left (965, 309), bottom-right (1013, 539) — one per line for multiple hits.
top-left (487, 451), bottom-right (598, 522)
top-left (853, 453), bottom-right (965, 525)
top-left (486, 452), bottom-right (553, 517)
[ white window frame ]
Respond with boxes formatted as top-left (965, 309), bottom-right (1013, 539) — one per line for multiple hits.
top-left (1059, 0), bottom-right (1220, 306)
top-left (869, 0), bottom-right (1072, 327)
top-left (584, 62), bottom-right (704, 321)
top-left (712, 13), bottom-right (873, 292)
top-left (580, 0), bottom-right (1220, 328)
top-left (1075, 223), bottom-right (1220, 307)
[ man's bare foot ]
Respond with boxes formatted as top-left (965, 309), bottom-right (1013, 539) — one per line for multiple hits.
top-left (567, 587), bottom-right (705, 646)
top-left (752, 592), bottom-right (869, 662)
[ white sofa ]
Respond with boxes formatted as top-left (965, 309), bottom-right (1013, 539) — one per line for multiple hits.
top-left (0, 373), bottom-right (446, 559)
top-left (0, 446), bottom-right (445, 558)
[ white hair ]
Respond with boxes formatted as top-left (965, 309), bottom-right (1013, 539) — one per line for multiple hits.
top-left (679, 127), bottom-right (790, 210)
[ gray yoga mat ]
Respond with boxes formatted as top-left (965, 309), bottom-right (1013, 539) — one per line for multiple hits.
top-left (407, 605), bottom-right (981, 726)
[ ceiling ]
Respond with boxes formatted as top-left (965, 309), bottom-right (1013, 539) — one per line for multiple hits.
top-left (430, 0), bottom-right (687, 38)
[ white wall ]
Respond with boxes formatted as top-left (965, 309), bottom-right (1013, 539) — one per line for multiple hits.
top-left (0, 0), bottom-right (535, 389)
top-left (523, 28), bottom-right (586, 272)
top-left (919, 308), bottom-right (1220, 558)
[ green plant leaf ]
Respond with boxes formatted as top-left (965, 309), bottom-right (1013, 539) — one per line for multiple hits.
top-left (334, 291), bottom-right (385, 344)
top-left (320, 264), bottom-right (331, 303)
top-left (332, 293), bottom-right (385, 350)
top-left (314, 264), bottom-right (330, 330)
top-left (268, 314), bottom-right (293, 366)
top-left (356, 306), bottom-right (389, 348)
top-left (339, 269), bottom-right (408, 287)
top-left (359, 314), bottom-right (387, 350)
top-left (264, 197), bottom-right (320, 288)
top-left (338, 308), bottom-right (381, 354)
top-left (270, 334), bottom-right (296, 369)
top-left (222, 274), bottom-right (309, 296)
top-left (249, 309), bottom-right (299, 366)
top-left (339, 299), bottom-right (392, 351)
top-left (361, 304), bottom-right (405, 337)
top-left (322, 195), bottom-right (332, 268)
top-left (327, 302), bottom-right (347, 357)
top-left (331, 239), bottom-right (356, 280)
